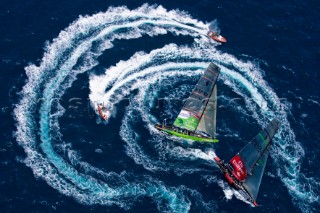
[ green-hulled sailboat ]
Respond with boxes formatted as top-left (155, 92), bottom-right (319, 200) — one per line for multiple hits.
top-left (155, 63), bottom-right (220, 142)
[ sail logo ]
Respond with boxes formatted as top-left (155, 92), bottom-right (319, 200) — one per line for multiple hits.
top-left (178, 110), bottom-right (191, 119)
top-left (230, 155), bottom-right (247, 180)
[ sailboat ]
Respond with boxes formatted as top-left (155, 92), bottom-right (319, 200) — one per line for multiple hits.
top-left (214, 118), bottom-right (280, 206)
top-left (155, 63), bottom-right (220, 143)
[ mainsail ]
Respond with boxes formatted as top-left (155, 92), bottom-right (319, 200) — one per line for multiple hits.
top-left (173, 63), bottom-right (220, 137)
top-left (242, 144), bottom-right (271, 200)
top-left (230, 118), bottom-right (280, 200)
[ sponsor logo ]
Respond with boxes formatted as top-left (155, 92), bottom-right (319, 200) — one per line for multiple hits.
top-left (230, 155), bottom-right (247, 180)
top-left (232, 159), bottom-right (244, 171)
top-left (178, 110), bottom-right (190, 119)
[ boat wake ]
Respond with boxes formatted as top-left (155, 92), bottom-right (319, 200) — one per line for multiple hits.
top-left (208, 19), bottom-right (221, 34)
top-left (14, 4), bottom-right (318, 212)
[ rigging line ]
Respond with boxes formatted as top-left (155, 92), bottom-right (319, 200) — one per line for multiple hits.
top-left (203, 75), bottom-right (213, 82)
top-left (183, 107), bottom-right (200, 118)
top-left (192, 91), bottom-right (205, 97)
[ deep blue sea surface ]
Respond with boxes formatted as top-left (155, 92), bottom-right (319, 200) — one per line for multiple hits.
top-left (1, 0), bottom-right (319, 212)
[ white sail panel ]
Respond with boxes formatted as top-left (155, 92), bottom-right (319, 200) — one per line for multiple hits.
top-left (196, 84), bottom-right (217, 137)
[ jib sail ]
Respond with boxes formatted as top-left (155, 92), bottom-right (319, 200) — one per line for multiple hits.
top-left (195, 83), bottom-right (217, 138)
top-left (173, 63), bottom-right (220, 134)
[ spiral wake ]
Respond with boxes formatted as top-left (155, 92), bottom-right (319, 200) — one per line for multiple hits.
top-left (14, 4), bottom-right (318, 212)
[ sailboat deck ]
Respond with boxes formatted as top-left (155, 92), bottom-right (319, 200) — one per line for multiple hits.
top-left (155, 124), bottom-right (218, 143)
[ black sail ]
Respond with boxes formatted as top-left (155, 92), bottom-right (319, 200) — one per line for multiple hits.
top-left (242, 144), bottom-right (271, 200)
top-left (230, 118), bottom-right (279, 200)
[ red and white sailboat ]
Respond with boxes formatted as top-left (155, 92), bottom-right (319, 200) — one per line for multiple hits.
top-left (214, 118), bottom-right (279, 206)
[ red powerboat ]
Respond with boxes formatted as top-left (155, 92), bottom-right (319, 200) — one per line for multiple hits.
top-left (97, 104), bottom-right (109, 121)
top-left (208, 31), bottom-right (227, 43)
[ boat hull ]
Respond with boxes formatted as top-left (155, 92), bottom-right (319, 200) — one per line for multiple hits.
top-left (208, 31), bottom-right (227, 43)
top-left (214, 156), bottom-right (258, 206)
top-left (98, 105), bottom-right (108, 121)
top-left (210, 36), bottom-right (227, 43)
top-left (156, 125), bottom-right (219, 143)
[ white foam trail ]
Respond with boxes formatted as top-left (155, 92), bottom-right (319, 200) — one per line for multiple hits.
top-left (13, 3), bottom-right (318, 212)
top-left (90, 43), bottom-right (318, 210)
top-left (208, 19), bottom-right (220, 34)
top-left (15, 4), bottom-right (216, 212)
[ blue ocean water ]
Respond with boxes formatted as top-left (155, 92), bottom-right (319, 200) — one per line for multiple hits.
top-left (1, 0), bottom-right (319, 212)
